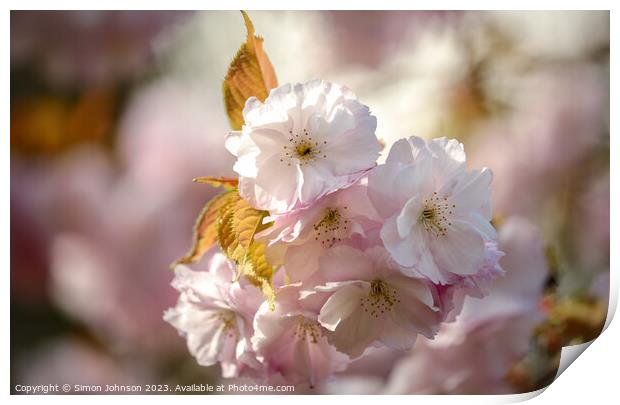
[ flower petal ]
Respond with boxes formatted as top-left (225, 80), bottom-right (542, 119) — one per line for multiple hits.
top-left (432, 221), bottom-right (486, 276)
top-left (317, 282), bottom-right (368, 331)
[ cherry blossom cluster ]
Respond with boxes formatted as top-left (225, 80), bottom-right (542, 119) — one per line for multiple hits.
top-left (165, 79), bottom-right (504, 387)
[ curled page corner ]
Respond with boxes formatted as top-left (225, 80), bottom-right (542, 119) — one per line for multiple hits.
top-left (504, 340), bottom-right (597, 403)
top-left (555, 341), bottom-right (593, 379)
top-left (546, 269), bottom-right (616, 390)
top-left (499, 387), bottom-right (547, 403)
top-left (603, 271), bottom-right (617, 331)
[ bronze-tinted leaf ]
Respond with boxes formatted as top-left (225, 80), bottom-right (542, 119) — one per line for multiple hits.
top-left (215, 190), bottom-right (275, 307)
top-left (222, 10), bottom-right (278, 130)
top-left (217, 193), bottom-right (240, 257)
top-left (170, 189), bottom-right (237, 268)
top-left (239, 242), bottom-right (276, 310)
top-left (232, 198), bottom-right (269, 250)
top-left (193, 176), bottom-right (239, 190)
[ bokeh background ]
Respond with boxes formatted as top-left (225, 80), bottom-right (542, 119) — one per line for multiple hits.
top-left (10, 10), bottom-right (610, 394)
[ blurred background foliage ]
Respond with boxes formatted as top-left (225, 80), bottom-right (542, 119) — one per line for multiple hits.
top-left (10, 10), bottom-right (609, 394)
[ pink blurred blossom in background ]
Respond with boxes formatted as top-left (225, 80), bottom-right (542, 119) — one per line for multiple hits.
top-left (10, 10), bottom-right (609, 393)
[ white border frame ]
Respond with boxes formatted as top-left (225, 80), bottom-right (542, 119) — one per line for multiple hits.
top-left (3, 2), bottom-right (616, 404)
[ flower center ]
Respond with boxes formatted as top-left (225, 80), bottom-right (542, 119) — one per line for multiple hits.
top-left (295, 141), bottom-right (315, 158)
top-left (210, 311), bottom-right (238, 338)
top-left (418, 192), bottom-right (455, 237)
top-left (293, 316), bottom-right (322, 344)
top-left (281, 127), bottom-right (328, 166)
top-left (313, 207), bottom-right (349, 248)
top-left (360, 279), bottom-right (400, 318)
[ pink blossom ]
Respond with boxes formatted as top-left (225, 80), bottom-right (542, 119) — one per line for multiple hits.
top-left (384, 217), bottom-right (548, 394)
top-left (311, 245), bottom-right (441, 358)
top-left (251, 284), bottom-right (349, 387)
top-left (226, 79), bottom-right (381, 214)
top-left (258, 183), bottom-right (382, 282)
top-left (368, 136), bottom-right (501, 285)
top-left (164, 253), bottom-right (263, 378)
